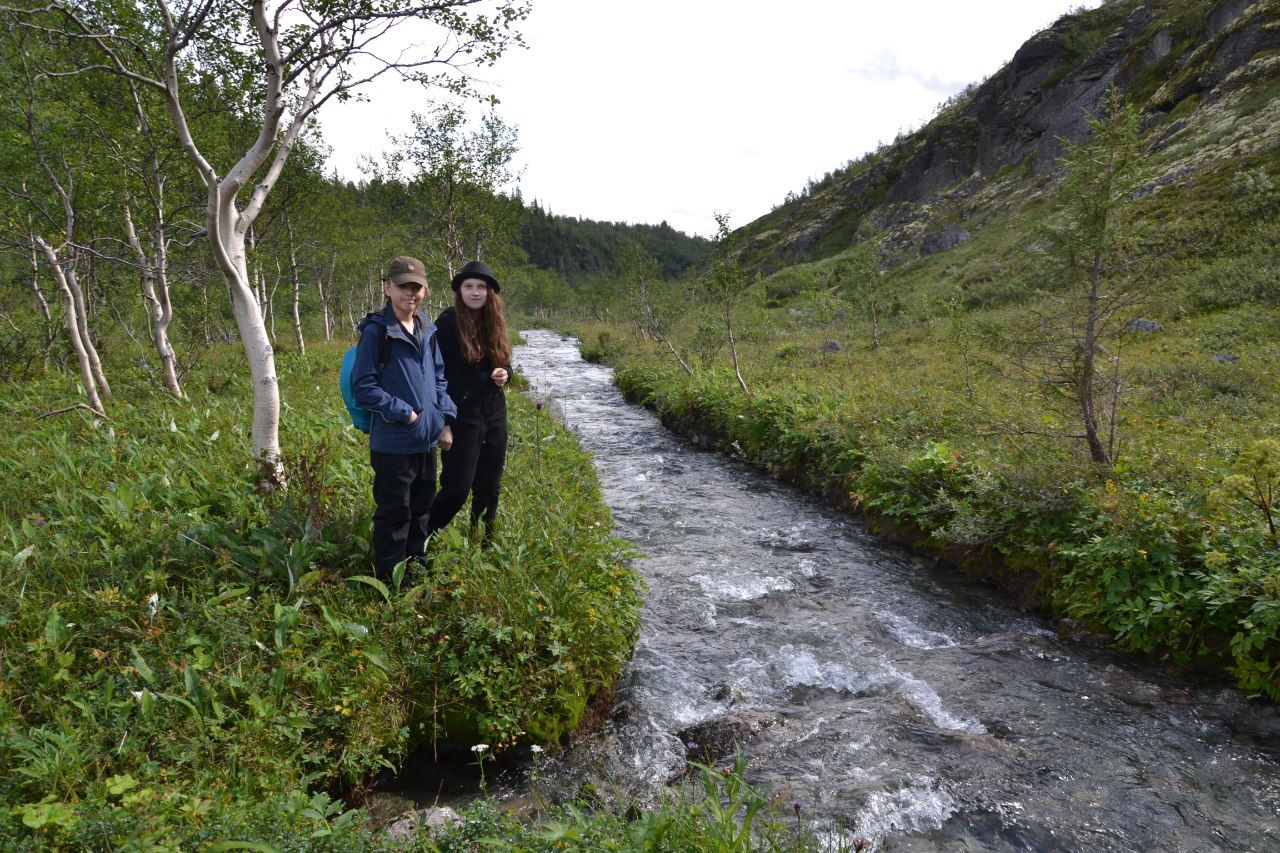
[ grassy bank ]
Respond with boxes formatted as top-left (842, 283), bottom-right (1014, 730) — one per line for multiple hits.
top-left (0, 342), bottom-right (643, 847)
top-left (568, 304), bottom-right (1280, 702)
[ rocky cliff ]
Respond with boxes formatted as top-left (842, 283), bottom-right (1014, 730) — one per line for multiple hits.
top-left (743, 0), bottom-right (1280, 267)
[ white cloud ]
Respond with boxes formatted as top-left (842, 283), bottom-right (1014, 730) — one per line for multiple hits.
top-left (319, 1), bottom-right (1102, 237)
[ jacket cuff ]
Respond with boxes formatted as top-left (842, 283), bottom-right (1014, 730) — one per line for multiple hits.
top-left (444, 414), bottom-right (456, 426)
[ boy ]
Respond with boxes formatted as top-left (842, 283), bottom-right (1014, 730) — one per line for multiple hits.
top-left (352, 256), bottom-right (457, 579)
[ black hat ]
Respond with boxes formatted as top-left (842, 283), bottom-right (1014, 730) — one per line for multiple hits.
top-left (450, 260), bottom-right (500, 293)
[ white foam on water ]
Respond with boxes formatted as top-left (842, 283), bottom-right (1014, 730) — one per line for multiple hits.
top-left (796, 557), bottom-right (818, 577)
top-left (756, 524), bottom-right (819, 551)
top-left (775, 645), bottom-right (888, 694)
top-left (852, 778), bottom-right (959, 841)
top-left (876, 611), bottom-right (957, 650)
top-left (615, 716), bottom-right (687, 786)
top-left (690, 571), bottom-right (795, 601)
top-left (627, 641), bottom-right (720, 726)
top-left (764, 646), bottom-right (984, 734)
top-left (894, 675), bottom-right (986, 734)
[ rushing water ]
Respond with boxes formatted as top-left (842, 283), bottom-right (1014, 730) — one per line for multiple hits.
top-left (509, 329), bottom-right (1280, 851)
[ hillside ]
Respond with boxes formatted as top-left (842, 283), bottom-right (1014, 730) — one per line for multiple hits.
top-left (739, 0), bottom-right (1279, 270)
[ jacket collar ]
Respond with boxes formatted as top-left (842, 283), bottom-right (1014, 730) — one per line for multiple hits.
top-left (378, 302), bottom-right (435, 349)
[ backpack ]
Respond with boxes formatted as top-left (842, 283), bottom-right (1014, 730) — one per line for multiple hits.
top-left (339, 326), bottom-right (438, 434)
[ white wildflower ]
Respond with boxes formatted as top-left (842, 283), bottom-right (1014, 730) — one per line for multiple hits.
top-left (131, 691), bottom-right (144, 701)
top-left (471, 744), bottom-right (489, 754)
top-left (147, 593), bottom-right (159, 618)
top-left (530, 745), bottom-right (544, 754)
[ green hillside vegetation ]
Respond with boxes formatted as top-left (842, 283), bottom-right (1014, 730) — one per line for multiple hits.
top-left (562, 0), bottom-right (1280, 699)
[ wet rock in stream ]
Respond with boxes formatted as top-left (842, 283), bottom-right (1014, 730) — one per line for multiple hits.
top-left (678, 710), bottom-right (782, 766)
top-left (382, 805), bottom-right (462, 841)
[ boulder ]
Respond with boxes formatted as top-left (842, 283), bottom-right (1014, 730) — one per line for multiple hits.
top-left (818, 340), bottom-right (843, 353)
top-left (1125, 318), bottom-right (1165, 332)
top-left (679, 711), bottom-right (781, 765)
top-left (920, 225), bottom-right (972, 257)
top-left (1211, 352), bottom-right (1240, 363)
top-left (383, 806), bottom-right (462, 841)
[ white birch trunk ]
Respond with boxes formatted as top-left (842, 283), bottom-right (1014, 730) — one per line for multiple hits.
top-left (269, 259), bottom-right (281, 344)
top-left (208, 200), bottom-right (281, 471)
top-left (124, 204), bottom-right (183, 397)
top-left (285, 217), bottom-right (305, 357)
top-left (36, 237), bottom-right (105, 415)
top-left (65, 256), bottom-right (111, 398)
top-left (319, 252), bottom-right (335, 341)
top-left (27, 240), bottom-right (54, 353)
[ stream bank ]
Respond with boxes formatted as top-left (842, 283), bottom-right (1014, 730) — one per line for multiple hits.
top-left (514, 329), bottom-right (1280, 850)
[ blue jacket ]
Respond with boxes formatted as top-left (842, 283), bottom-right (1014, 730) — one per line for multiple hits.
top-left (352, 303), bottom-right (458, 454)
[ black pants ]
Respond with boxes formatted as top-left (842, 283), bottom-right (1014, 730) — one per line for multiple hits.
top-left (370, 449), bottom-right (436, 579)
top-left (427, 404), bottom-right (507, 535)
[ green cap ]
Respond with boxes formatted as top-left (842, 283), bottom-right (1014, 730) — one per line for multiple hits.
top-left (385, 256), bottom-right (428, 287)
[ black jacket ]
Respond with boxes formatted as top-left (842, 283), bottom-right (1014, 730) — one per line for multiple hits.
top-left (434, 307), bottom-right (512, 413)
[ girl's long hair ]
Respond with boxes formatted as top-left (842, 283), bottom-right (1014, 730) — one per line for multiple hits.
top-left (455, 288), bottom-right (512, 366)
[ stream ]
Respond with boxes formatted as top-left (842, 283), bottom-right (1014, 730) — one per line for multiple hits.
top-left (382, 329), bottom-right (1280, 850)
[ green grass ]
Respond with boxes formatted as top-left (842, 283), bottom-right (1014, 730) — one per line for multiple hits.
top-left (0, 342), bottom-right (643, 847)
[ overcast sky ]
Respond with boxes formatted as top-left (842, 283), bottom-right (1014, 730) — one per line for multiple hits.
top-left (319, 1), bottom-right (1102, 237)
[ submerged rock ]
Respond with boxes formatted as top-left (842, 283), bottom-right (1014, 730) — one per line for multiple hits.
top-left (1101, 664), bottom-right (1167, 706)
top-left (383, 806), bottom-right (462, 841)
top-left (678, 711), bottom-right (781, 766)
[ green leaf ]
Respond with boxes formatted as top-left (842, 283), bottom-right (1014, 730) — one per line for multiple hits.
top-left (205, 586), bottom-right (250, 608)
top-left (361, 646), bottom-right (391, 672)
top-left (44, 607), bottom-right (68, 646)
top-left (105, 774), bottom-right (138, 796)
top-left (206, 843), bottom-right (281, 853)
top-left (346, 574), bottom-right (390, 602)
top-left (16, 799), bottom-right (78, 830)
top-left (11, 544), bottom-right (35, 569)
top-left (130, 646), bottom-right (155, 685)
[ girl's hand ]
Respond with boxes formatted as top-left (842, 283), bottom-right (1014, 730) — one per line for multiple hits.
top-left (491, 368), bottom-right (509, 387)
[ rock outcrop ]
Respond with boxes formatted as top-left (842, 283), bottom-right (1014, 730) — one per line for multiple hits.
top-left (742, 0), bottom-right (1280, 268)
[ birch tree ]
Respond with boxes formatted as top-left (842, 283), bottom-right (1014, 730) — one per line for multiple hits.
top-left (706, 213), bottom-right (753, 393)
top-left (622, 242), bottom-right (693, 377)
top-left (12, 0), bottom-right (527, 476)
top-left (107, 77), bottom-right (191, 398)
top-left (397, 104), bottom-right (521, 277)
top-left (0, 37), bottom-right (113, 411)
top-left (1008, 88), bottom-right (1150, 465)
top-left (835, 228), bottom-right (884, 350)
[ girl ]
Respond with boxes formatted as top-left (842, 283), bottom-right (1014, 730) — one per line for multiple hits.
top-left (426, 260), bottom-right (512, 538)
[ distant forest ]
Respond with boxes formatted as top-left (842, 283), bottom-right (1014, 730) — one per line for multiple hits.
top-left (519, 202), bottom-right (712, 282)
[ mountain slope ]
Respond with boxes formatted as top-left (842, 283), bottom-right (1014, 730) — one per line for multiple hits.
top-left (740, 0), bottom-right (1280, 268)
